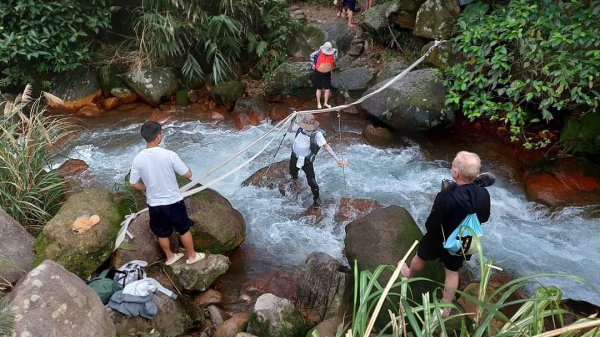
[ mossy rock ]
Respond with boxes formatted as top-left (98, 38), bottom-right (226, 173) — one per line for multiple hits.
top-left (263, 62), bottom-right (313, 96)
top-left (34, 188), bottom-right (121, 278)
top-left (213, 81), bottom-right (245, 105)
top-left (176, 89), bottom-right (189, 106)
top-left (560, 112), bottom-right (600, 157)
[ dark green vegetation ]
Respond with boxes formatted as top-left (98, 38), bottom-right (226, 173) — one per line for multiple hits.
top-left (0, 0), bottom-right (111, 89)
top-left (0, 87), bottom-right (69, 230)
top-left (445, 0), bottom-right (600, 149)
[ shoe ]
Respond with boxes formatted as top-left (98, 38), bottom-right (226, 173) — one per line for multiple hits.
top-left (186, 252), bottom-right (206, 265)
top-left (400, 262), bottom-right (410, 278)
top-left (166, 253), bottom-right (184, 266)
top-left (313, 198), bottom-right (322, 208)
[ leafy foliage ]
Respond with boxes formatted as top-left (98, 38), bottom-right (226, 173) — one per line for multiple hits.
top-left (339, 243), bottom-right (600, 337)
top-left (112, 0), bottom-right (299, 85)
top-left (0, 86), bottom-right (69, 229)
top-left (444, 0), bottom-right (600, 149)
top-left (0, 0), bottom-right (111, 89)
top-left (0, 298), bottom-right (15, 336)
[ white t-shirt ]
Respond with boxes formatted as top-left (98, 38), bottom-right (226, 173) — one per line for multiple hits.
top-left (129, 147), bottom-right (190, 206)
top-left (291, 124), bottom-right (327, 158)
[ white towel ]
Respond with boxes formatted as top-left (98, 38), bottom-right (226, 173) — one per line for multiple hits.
top-left (296, 156), bottom-right (305, 169)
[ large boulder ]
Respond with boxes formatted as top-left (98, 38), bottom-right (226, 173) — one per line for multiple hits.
top-left (110, 292), bottom-right (204, 337)
top-left (289, 22), bottom-right (355, 59)
top-left (242, 160), bottom-right (289, 191)
top-left (560, 112), bottom-right (600, 157)
top-left (165, 254), bottom-right (231, 291)
top-left (0, 208), bottom-right (35, 284)
top-left (8, 260), bottom-right (116, 337)
top-left (296, 253), bottom-right (351, 325)
top-left (422, 40), bottom-right (462, 70)
top-left (360, 68), bottom-right (455, 131)
top-left (35, 188), bottom-right (121, 278)
top-left (246, 293), bottom-right (309, 337)
top-left (232, 97), bottom-right (270, 130)
top-left (263, 62), bottom-right (313, 96)
top-left (123, 67), bottom-right (178, 106)
top-left (47, 68), bottom-right (102, 113)
top-left (414, 0), bottom-right (461, 40)
top-left (363, 2), bottom-right (392, 33)
top-left (395, 0), bottom-right (427, 11)
top-left (213, 81), bottom-right (246, 106)
top-left (377, 60), bottom-right (407, 82)
top-left (332, 67), bottom-right (376, 91)
top-left (186, 188), bottom-right (246, 254)
top-left (344, 206), bottom-right (444, 300)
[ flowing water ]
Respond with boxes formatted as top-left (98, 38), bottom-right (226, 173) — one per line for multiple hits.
top-left (57, 106), bottom-right (600, 307)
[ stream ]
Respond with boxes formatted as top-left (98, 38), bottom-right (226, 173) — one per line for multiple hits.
top-left (55, 104), bottom-right (600, 308)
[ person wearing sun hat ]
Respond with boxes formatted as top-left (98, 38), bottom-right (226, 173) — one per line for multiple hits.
top-left (310, 42), bottom-right (339, 109)
top-left (287, 113), bottom-right (348, 208)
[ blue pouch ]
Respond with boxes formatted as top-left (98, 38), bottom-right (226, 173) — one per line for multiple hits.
top-left (443, 213), bottom-right (482, 256)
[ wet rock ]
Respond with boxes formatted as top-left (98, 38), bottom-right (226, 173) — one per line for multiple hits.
top-left (195, 289), bottom-right (223, 307)
top-left (414, 0), bottom-right (461, 40)
top-left (560, 112), bottom-right (600, 157)
top-left (8, 260), bottom-right (115, 337)
top-left (100, 97), bottom-right (122, 111)
top-left (210, 111), bottom-right (226, 120)
top-left (361, 124), bottom-right (394, 147)
top-left (242, 268), bottom-right (298, 302)
top-left (57, 159), bottom-right (89, 175)
top-left (111, 292), bottom-right (204, 337)
top-left (124, 67), bottom-right (178, 106)
top-left (524, 158), bottom-right (600, 208)
top-left (166, 254), bottom-right (231, 291)
top-left (77, 103), bottom-right (104, 117)
top-left (307, 316), bottom-right (344, 337)
top-left (0, 208), bottom-right (34, 284)
top-left (47, 68), bottom-right (102, 113)
top-left (147, 110), bottom-right (171, 123)
top-left (35, 188), bottom-right (121, 278)
top-left (361, 68), bottom-right (455, 131)
top-left (186, 189), bottom-right (246, 254)
top-left (296, 252), bottom-right (351, 325)
top-left (345, 206), bottom-right (444, 326)
top-left (242, 160), bottom-right (289, 191)
top-left (214, 312), bottom-right (252, 337)
top-left (208, 304), bottom-right (230, 326)
top-left (269, 103), bottom-right (293, 122)
top-left (232, 97), bottom-right (270, 129)
top-left (111, 87), bottom-right (138, 104)
top-left (247, 293), bottom-right (309, 337)
top-left (334, 196), bottom-right (383, 222)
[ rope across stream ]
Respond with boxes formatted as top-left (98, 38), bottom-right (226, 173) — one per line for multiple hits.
top-left (114, 40), bottom-right (446, 250)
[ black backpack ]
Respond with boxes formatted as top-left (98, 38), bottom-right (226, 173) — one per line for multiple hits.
top-left (87, 269), bottom-right (127, 304)
top-left (295, 128), bottom-right (326, 162)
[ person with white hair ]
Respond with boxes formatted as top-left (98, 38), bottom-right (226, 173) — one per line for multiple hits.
top-left (288, 113), bottom-right (348, 208)
top-left (310, 42), bottom-right (338, 109)
top-left (401, 151), bottom-right (491, 317)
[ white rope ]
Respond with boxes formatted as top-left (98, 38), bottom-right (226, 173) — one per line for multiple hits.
top-left (113, 40), bottom-right (445, 250)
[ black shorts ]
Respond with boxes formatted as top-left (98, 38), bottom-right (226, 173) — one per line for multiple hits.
top-left (342, 0), bottom-right (356, 11)
top-left (312, 70), bottom-right (333, 90)
top-left (417, 232), bottom-right (467, 272)
top-left (148, 200), bottom-right (194, 238)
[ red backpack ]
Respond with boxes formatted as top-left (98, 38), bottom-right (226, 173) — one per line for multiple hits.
top-left (315, 52), bottom-right (335, 73)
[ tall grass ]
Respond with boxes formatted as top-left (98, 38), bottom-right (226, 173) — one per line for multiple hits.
top-left (340, 241), bottom-right (600, 337)
top-left (0, 298), bottom-right (15, 336)
top-left (0, 86), bottom-right (70, 230)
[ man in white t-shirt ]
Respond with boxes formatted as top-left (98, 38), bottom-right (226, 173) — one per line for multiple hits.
top-left (288, 114), bottom-right (348, 208)
top-left (129, 121), bottom-right (205, 265)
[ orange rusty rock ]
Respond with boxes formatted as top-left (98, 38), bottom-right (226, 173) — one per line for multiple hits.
top-left (112, 89), bottom-right (138, 104)
top-left (362, 124), bottom-right (393, 147)
top-left (269, 103), bottom-right (291, 121)
top-left (335, 197), bottom-right (382, 222)
top-left (233, 113), bottom-right (253, 130)
top-left (46, 90), bottom-right (102, 113)
top-left (57, 159), bottom-right (89, 175)
top-left (524, 173), bottom-right (572, 207)
top-left (210, 111), bottom-right (225, 120)
top-left (147, 110), bottom-right (170, 123)
top-left (77, 103), bottom-right (104, 117)
top-left (99, 97), bottom-right (122, 111)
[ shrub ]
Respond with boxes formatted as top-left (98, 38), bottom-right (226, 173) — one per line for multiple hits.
top-left (339, 242), bottom-right (600, 337)
top-left (0, 86), bottom-right (69, 229)
top-left (0, 0), bottom-right (111, 89)
top-left (444, 0), bottom-right (600, 150)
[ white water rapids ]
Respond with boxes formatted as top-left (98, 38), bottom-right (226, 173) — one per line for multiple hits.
top-left (57, 113), bottom-right (600, 306)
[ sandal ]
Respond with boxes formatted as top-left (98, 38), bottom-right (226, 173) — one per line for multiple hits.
top-left (186, 252), bottom-right (206, 265)
top-left (165, 253), bottom-right (184, 266)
